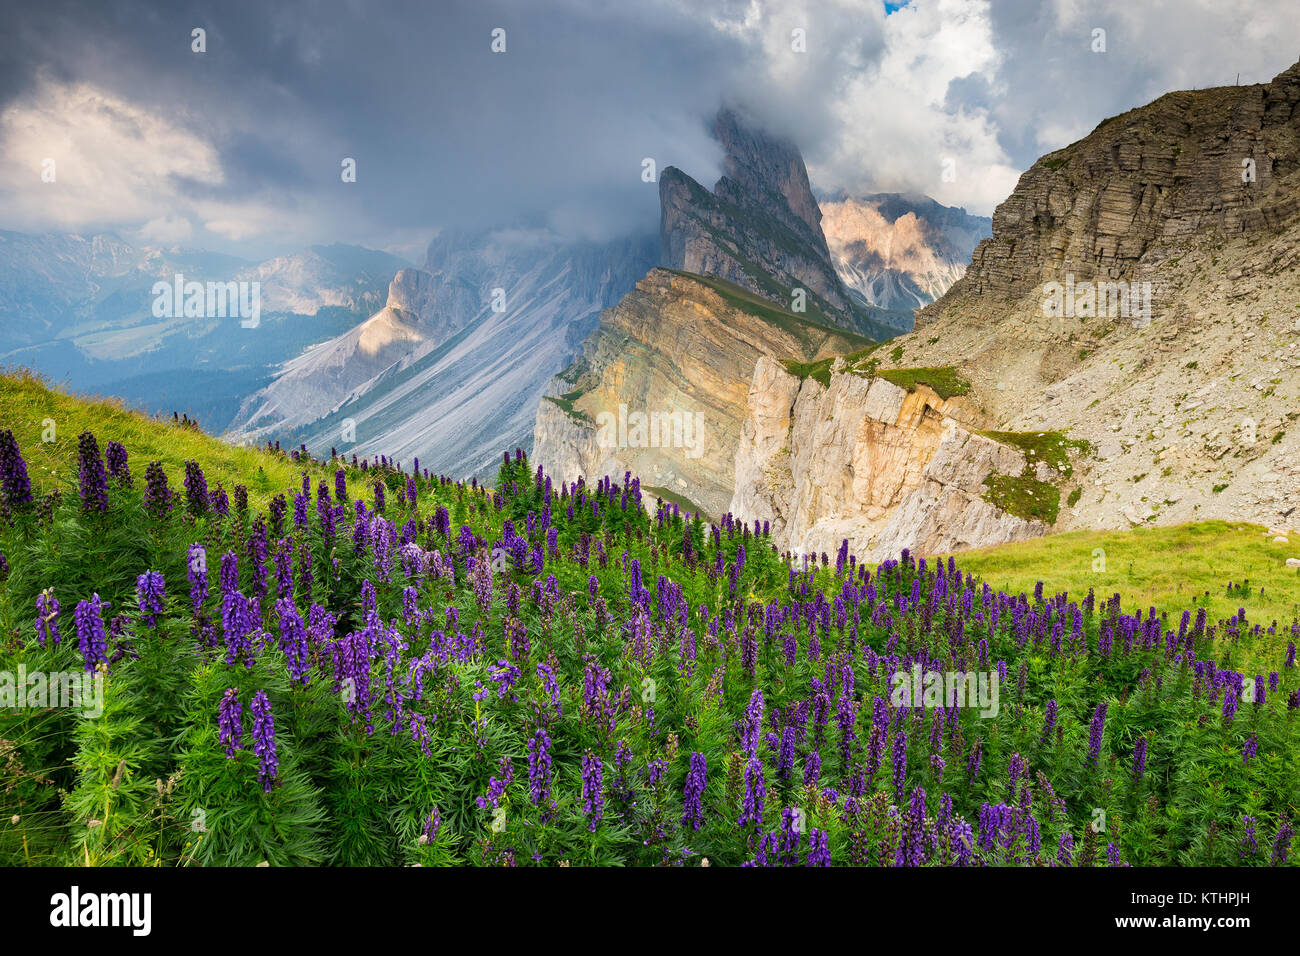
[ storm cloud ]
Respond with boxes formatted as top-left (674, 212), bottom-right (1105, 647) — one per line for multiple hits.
top-left (0, 0), bottom-right (1295, 259)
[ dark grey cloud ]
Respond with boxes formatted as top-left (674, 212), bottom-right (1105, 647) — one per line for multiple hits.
top-left (1, 0), bottom-right (1296, 259)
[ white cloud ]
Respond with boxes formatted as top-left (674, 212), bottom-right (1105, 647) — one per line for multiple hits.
top-left (0, 75), bottom-right (223, 231)
top-left (134, 215), bottom-right (195, 244)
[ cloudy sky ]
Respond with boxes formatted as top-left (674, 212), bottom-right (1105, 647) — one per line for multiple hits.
top-left (1, 0), bottom-right (1296, 260)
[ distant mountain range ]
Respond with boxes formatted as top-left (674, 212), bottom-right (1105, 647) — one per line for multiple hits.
top-left (225, 228), bottom-right (656, 480)
top-left (820, 192), bottom-right (990, 325)
top-left (2, 110), bottom-right (989, 483)
top-left (0, 232), bottom-right (407, 429)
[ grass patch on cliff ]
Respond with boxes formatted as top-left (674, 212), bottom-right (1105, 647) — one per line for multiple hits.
top-left (542, 390), bottom-right (593, 426)
top-left (941, 521), bottom-right (1300, 631)
top-left (981, 470), bottom-right (1061, 525)
top-left (876, 366), bottom-right (972, 401)
top-left (0, 367), bottom-right (327, 509)
top-left (975, 429), bottom-right (1090, 478)
top-left (781, 345), bottom-right (882, 387)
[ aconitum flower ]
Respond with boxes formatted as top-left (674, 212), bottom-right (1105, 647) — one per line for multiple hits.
top-left (806, 828), bottom-right (831, 866)
top-left (1272, 818), bottom-right (1294, 865)
top-left (581, 750), bottom-right (604, 831)
top-left (187, 544), bottom-right (208, 615)
top-left (740, 756), bottom-right (766, 828)
top-left (537, 662), bottom-right (562, 718)
top-left (1132, 737), bottom-right (1147, 780)
top-left (892, 730), bottom-right (909, 805)
top-left (183, 460), bottom-right (209, 518)
top-left (275, 598), bottom-right (311, 685)
top-left (35, 590), bottom-right (61, 647)
top-left (74, 594), bottom-right (109, 672)
top-left (143, 461), bottom-right (172, 519)
top-left (741, 689), bottom-right (764, 755)
top-left (1056, 832), bottom-right (1074, 866)
top-left (105, 441), bottom-right (131, 486)
top-left (1040, 700), bottom-right (1058, 745)
top-left (77, 432), bottom-right (108, 512)
top-left (218, 688), bottom-right (242, 757)
top-left (334, 468), bottom-right (347, 503)
top-left (1242, 734), bottom-right (1257, 764)
top-left (250, 690), bottom-right (278, 792)
top-left (682, 752), bottom-right (707, 831)
top-left (1086, 702), bottom-right (1107, 767)
top-left (0, 429), bottom-right (33, 509)
top-left (135, 570), bottom-right (165, 628)
top-left (527, 729), bottom-right (552, 807)
top-left (1241, 816), bottom-right (1258, 858)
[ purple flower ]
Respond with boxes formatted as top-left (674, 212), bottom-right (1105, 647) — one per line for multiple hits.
top-left (1040, 699), bottom-right (1058, 745)
top-left (1133, 736), bottom-right (1147, 780)
top-left (250, 690), bottom-right (278, 792)
top-left (1241, 815), bottom-right (1258, 858)
top-left (741, 689), bottom-right (764, 756)
top-left (183, 460), bottom-right (208, 518)
top-left (103, 440), bottom-right (131, 486)
top-left (77, 432), bottom-right (109, 512)
top-left (527, 730), bottom-right (552, 807)
top-left (682, 752), bottom-right (707, 831)
top-left (740, 756), bottom-right (766, 828)
top-left (275, 598), bottom-right (311, 685)
top-left (143, 461), bottom-right (172, 519)
top-left (35, 590), bottom-right (61, 647)
top-left (1242, 734), bottom-right (1257, 764)
top-left (1086, 702), bottom-right (1107, 767)
top-left (536, 662), bottom-right (562, 718)
top-left (187, 544), bottom-right (208, 616)
top-left (218, 688), bottom-right (243, 757)
top-left (0, 429), bottom-right (33, 509)
top-left (1272, 818), bottom-right (1293, 865)
top-left (135, 570), bottom-right (165, 628)
top-left (581, 750), bottom-right (604, 831)
top-left (806, 828), bottom-right (831, 866)
top-left (74, 594), bottom-right (109, 672)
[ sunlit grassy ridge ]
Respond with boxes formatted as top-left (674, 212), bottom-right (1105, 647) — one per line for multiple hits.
top-left (0, 369), bottom-right (333, 510)
top-left (944, 521), bottom-right (1300, 634)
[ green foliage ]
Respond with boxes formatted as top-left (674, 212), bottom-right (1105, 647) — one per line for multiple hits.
top-left (2, 373), bottom-right (1297, 869)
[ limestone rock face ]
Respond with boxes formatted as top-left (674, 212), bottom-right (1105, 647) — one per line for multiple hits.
top-left (531, 269), bottom-right (868, 518)
top-left (730, 357), bottom-right (1045, 560)
top-left (882, 58), bottom-right (1300, 535)
top-left (658, 109), bottom-right (898, 341)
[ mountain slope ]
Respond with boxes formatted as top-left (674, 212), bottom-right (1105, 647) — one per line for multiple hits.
top-left (229, 229), bottom-right (656, 479)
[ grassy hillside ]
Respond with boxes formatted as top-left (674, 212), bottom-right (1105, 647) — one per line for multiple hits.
top-left (944, 521), bottom-right (1300, 632)
top-left (0, 368), bottom-right (331, 509)
top-left (1, 371), bottom-right (1296, 869)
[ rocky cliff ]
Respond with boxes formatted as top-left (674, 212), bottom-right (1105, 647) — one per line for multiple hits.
top-left (888, 58), bottom-right (1300, 534)
top-left (532, 268), bottom-right (870, 518)
top-left (659, 109), bottom-right (897, 341)
top-left (730, 355), bottom-right (1054, 560)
